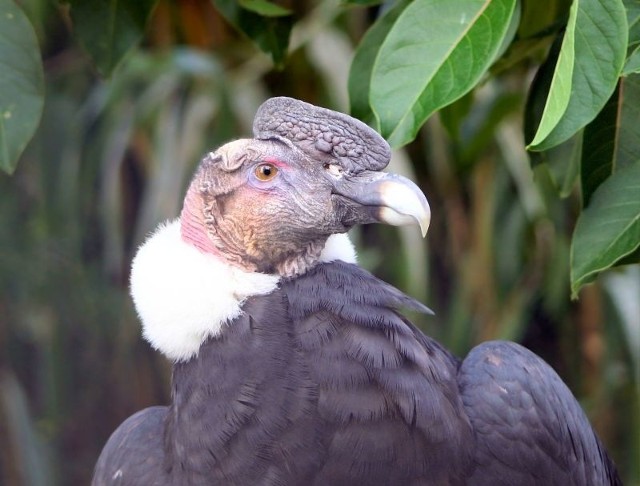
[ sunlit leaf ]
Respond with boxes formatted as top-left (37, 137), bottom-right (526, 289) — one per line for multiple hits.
top-left (68, 0), bottom-right (158, 77)
top-left (0, 0), bottom-right (44, 174)
top-left (238, 0), bottom-right (291, 17)
top-left (493, 0), bottom-right (521, 62)
top-left (526, 10), bottom-right (576, 148)
top-left (369, 0), bottom-right (517, 148)
top-left (524, 34), bottom-right (562, 165)
top-left (528, 0), bottom-right (628, 151)
top-left (211, 0), bottom-right (292, 66)
top-left (571, 161), bottom-right (640, 297)
top-left (348, 0), bottom-right (411, 127)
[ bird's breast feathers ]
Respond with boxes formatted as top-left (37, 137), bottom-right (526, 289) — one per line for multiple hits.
top-left (129, 220), bottom-right (357, 361)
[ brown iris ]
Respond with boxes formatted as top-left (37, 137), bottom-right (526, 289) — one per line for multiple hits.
top-left (255, 163), bottom-right (279, 181)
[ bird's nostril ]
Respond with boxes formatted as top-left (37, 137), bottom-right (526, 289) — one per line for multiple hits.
top-left (324, 163), bottom-right (343, 178)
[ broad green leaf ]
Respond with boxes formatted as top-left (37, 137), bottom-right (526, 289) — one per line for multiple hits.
top-left (581, 84), bottom-right (620, 206)
top-left (580, 74), bottom-right (640, 205)
top-left (0, 0), bottom-right (44, 174)
top-left (238, 0), bottom-right (291, 17)
top-left (212, 0), bottom-right (292, 66)
top-left (528, 0), bottom-right (628, 151)
top-left (493, 0), bottom-right (521, 63)
top-left (623, 45), bottom-right (640, 75)
top-left (524, 34), bottom-right (563, 165)
top-left (571, 161), bottom-right (640, 297)
top-left (370, 0), bottom-right (517, 148)
top-left (68, 0), bottom-right (158, 77)
top-left (348, 0), bottom-right (411, 127)
top-left (527, 7), bottom-right (576, 148)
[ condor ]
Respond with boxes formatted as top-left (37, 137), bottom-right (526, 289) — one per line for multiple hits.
top-left (93, 97), bottom-right (620, 486)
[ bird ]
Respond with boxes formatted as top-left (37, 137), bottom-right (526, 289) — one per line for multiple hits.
top-left (92, 97), bottom-right (621, 486)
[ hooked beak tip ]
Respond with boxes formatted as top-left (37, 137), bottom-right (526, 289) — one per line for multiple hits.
top-left (376, 177), bottom-right (431, 237)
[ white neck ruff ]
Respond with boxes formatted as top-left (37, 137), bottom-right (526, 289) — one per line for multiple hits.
top-left (130, 220), bottom-right (357, 362)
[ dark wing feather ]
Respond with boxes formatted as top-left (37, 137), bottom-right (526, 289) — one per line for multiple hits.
top-left (458, 341), bottom-right (621, 486)
top-left (286, 262), bottom-right (474, 485)
top-left (92, 406), bottom-right (168, 486)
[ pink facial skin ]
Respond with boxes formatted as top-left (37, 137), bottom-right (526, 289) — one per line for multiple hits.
top-left (180, 184), bottom-right (221, 256)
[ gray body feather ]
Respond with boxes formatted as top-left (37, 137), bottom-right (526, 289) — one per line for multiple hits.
top-left (93, 262), bottom-right (620, 486)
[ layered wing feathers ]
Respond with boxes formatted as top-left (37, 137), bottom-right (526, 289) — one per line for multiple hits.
top-left (458, 341), bottom-right (621, 486)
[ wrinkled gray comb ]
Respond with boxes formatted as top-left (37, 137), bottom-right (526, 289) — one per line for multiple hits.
top-left (253, 97), bottom-right (391, 172)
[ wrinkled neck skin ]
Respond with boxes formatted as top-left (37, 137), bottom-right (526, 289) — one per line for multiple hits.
top-left (180, 184), bottom-right (328, 278)
top-left (179, 183), bottom-right (221, 257)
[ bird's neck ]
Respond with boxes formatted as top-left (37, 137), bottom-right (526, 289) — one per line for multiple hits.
top-left (180, 183), bottom-right (223, 257)
top-left (130, 219), bottom-right (358, 362)
top-left (179, 183), bottom-right (327, 277)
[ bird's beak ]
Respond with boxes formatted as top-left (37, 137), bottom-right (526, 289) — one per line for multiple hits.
top-left (332, 171), bottom-right (431, 237)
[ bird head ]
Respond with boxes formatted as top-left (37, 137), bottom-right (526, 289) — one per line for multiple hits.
top-left (179, 97), bottom-right (430, 277)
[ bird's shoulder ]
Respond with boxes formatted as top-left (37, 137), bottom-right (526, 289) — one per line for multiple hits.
top-left (458, 340), bottom-right (621, 486)
top-left (268, 261), bottom-right (475, 483)
top-left (92, 406), bottom-right (169, 486)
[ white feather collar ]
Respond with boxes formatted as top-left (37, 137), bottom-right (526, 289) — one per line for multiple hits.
top-left (130, 220), bottom-right (357, 362)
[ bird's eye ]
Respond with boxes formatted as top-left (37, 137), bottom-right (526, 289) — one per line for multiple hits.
top-left (254, 163), bottom-right (279, 181)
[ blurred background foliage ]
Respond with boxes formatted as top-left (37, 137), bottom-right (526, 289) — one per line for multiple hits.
top-left (0, 0), bottom-right (638, 484)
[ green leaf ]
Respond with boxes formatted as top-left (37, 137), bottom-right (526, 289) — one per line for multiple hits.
top-left (617, 74), bottom-right (640, 169)
top-left (369, 0), bottom-right (517, 148)
top-left (211, 0), bottom-right (292, 66)
top-left (571, 161), bottom-right (640, 297)
top-left (238, 0), bottom-right (291, 17)
top-left (543, 131), bottom-right (582, 197)
top-left (348, 0), bottom-right (411, 127)
top-left (623, 45), bottom-right (640, 75)
top-left (524, 33), bottom-right (563, 164)
top-left (581, 83), bottom-right (620, 206)
top-left (580, 73), bottom-right (640, 205)
top-left (517, 0), bottom-right (566, 39)
top-left (528, 0), bottom-right (628, 151)
top-left (0, 0), bottom-right (44, 174)
top-left (625, 0), bottom-right (640, 53)
top-left (68, 0), bottom-right (158, 77)
top-left (527, 11), bottom-right (576, 148)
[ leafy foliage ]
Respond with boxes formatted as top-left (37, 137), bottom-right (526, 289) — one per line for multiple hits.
top-left (0, 0), bottom-right (43, 173)
top-left (211, 0), bottom-right (293, 66)
top-left (0, 0), bottom-right (639, 484)
top-left (571, 161), bottom-right (640, 296)
top-left (369, 0), bottom-right (517, 147)
top-left (67, 0), bottom-right (159, 76)
top-left (528, 0), bottom-right (627, 150)
top-left (347, 0), bottom-right (638, 294)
